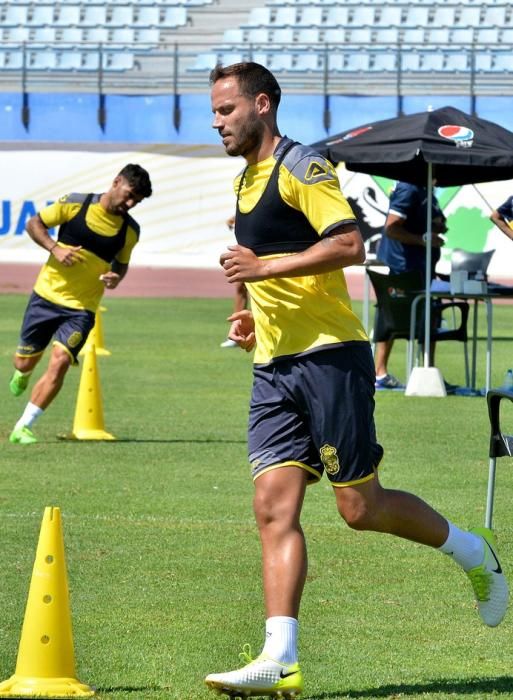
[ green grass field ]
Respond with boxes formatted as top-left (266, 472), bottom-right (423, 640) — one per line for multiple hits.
top-left (1, 293), bottom-right (512, 700)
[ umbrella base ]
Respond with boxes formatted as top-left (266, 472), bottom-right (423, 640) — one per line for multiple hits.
top-left (405, 367), bottom-right (447, 397)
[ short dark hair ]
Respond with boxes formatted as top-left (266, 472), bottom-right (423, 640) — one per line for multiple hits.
top-left (118, 163), bottom-right (152, 198)
top-left (209, 62), bottom-right (281, 112)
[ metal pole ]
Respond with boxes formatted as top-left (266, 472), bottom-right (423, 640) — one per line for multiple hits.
top-left (423, 163), bottom-right (433, 367)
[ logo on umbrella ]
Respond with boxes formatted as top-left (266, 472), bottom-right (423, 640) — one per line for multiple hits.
top-left (341, 126), bottom-right (373, 141)
top-left (438, 125), bottom-right (474, 148)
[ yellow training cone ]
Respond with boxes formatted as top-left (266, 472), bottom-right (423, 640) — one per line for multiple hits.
top-left (70, 344), bottom-right (115, 441)
top-left (79, 307), bottom-right (111, 357)
top-left (0, 507), bottom-right (94, 698)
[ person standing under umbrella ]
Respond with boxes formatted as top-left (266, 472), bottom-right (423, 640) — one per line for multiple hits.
top-left (373, 180), bottom-right (447, 390)
top-left (490, 196), bottom-right (513, 242)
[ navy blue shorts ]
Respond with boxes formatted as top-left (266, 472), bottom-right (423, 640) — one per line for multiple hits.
top-left (248, 343), bottom-right (384, 487)
top-left (16, 291), bottom-right (95, 363)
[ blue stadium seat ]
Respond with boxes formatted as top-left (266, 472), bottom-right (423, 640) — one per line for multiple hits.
top-left (57, 50), bottom-right (82, 70)
top-left (444, 51), bottom-right (469, 71)
top-left (376, 27), bottom-right (400, 44)
top-left (189, 52), bottom-right (218, 71)
top-left (298, 6), bottom-right (323, 27)
top-left (2, 5), bottom-right (28, 27)
top-left (30, 27), bottom-right (56, 44)
top-left (401, 28), bottom-right (424, 45)
top-left (457, 6), bottom-right (481, 26)
top-left (482, 6), bottom-right (507, 25)
top-left (474, 27), bottom-right (499, 44)
top-left (327, 52), bottom-right (345, 71)
top-left (160, 6), bottom-right (187, 28)
top-left (107, 6), bottom-right (134, 27)
top-left (58, 27), bottom-right (83, 46)
top-left (371, 50), bottom-right (397, 71)
top-left (403, 6), bottom-right (429, 27)
top-left (27, 5), bottom-right (54, 26)
top-left (0, 48), bottom-right (24, 69)
top-left (81, 6), bottom-right (107, 27)
top-left (134, 7), bottom-right (160, 27)
top-left (267, 53), bottom-right (293, 71)
top-left (492, 53), bottom-right (510, 72)
top-left (450, 28), bottom-right (474, 45)
top-left (290, 52), bottom-right (322, 71)
top-left (324, 7), bottom-right (350, 27)
top-left (84, 27), bottom-right (109, 43)
top-left (420, 51), bottom-right (444, 71)
top-left (54, 5), bottom-right (81, 27)
top-left (241, 7), bottom-right (272, 28)
top-left (345, 52), bottom-right (370, 71)
top-left (4, 26), bottom-right (30, 43)
top-left (346, 27), bottom-right (373, 44)
top-left (474, 51), bottom-right (492, 72)
top-left (430, 6), bottom-right (457, 26)
top-left (349, 6), bottom-right (377, 26)
top-left (425, 28), bottom-right (450, 44)
top-left (377, 7), bottom-right (402, 27)
top-left (28, 49), bottom-right (57, 69)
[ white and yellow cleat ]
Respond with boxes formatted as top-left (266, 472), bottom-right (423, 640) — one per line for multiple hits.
top-left (467, 527), bottom-right (508, 627)
top-left (205, 647), bottom-right (303, 698)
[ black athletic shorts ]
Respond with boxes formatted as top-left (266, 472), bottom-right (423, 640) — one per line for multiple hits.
top-left (248, 343), bottom-right (384, 487)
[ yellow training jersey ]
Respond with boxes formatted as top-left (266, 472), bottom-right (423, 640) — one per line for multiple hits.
top-left (234, 137), bottom-right (367, 365)
top-left (34, 193), bottom-right (139, 313)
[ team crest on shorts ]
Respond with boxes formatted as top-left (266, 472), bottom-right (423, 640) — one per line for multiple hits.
top-left (67, 331), bottom-right (83, 348)
top-left (320, 444), bottom-right (340, 475)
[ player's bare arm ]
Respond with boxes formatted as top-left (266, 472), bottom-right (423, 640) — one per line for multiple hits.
top-left (26, 214), bottom-right (84, 266)
top-left (221, 223), bottom-right (365, 282)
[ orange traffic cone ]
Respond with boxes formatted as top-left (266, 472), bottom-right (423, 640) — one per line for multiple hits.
top-left (0, 507), bottom-right (94, 698)
top-left (79, 307), bottom-right (111, 357)
top-left (70, 344), bottom-right (115, 441)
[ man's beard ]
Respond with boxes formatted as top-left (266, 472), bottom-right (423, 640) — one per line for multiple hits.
top-left (225, 115), bottom-right (264, 158)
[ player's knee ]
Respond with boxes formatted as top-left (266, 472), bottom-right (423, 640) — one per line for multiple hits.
top-left (336, 498), bottom-right (373, 531)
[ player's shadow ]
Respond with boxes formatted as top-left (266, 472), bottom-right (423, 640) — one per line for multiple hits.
top-left (306, 675), bottom-right (513, 699)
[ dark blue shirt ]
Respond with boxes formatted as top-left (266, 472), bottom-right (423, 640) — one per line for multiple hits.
top-left (497, 196), bottom-right (513, 221)
top-left (377, 182), bottom-right (444, 278)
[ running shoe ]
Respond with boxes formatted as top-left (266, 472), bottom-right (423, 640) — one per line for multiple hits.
top-left (375, 373), bottom-right (405, 390)
top-left (9, 369), bottom-right (31, 397)
top-left (467, 527), bottom-right (508, 627)
top-left (205, 646), bottom-right (303, 698)
top-left (9, 426), bottom-right (37, 445)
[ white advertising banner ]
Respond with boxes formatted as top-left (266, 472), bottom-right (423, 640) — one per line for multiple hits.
top-left (0, 143), bottom-right (243, 268)
top-left (1, 143), bottom-right (512, 276)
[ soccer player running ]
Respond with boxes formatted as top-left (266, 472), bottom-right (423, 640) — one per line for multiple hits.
top-left (8, 164), bottom-right (152, 444)
top-left (205, 62), bottom-right (508, 698)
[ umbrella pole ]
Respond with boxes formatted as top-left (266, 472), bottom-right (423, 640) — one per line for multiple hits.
top-left (424, 164), bottom-right (433, 367)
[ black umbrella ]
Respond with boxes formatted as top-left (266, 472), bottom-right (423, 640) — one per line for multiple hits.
top-left (312, 106), bottom-right (513, 380)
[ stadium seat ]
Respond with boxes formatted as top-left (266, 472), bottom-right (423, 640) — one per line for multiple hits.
top-left (290, 52), bottom-right (321, 71)
top-left (241, 7), bottom-right (272, 28)
top-left (107, 6), bottom-right (134, 27)
top-left (371, 50), bottom-right (397, 72)
top-left (474, 51), bottom-right (493, 72)
top-left (482, 6), bottom-right (507, 25)
top-left (298, 6), bottom-right (323, 27)
top-left (222, 28), bottom-right (245, 45)
top-left (323, 28), bottom-right (344, 45)
top-left (498, 28), bottom-right (513, 43)
top-left (58, 27), bottom-right (83, 46)
top-left (345, 52), bottom-right (370, 71)
top-left (492, 53), bottom-right (510, 72)
top-left (295, 28), bottom-right (321, 45)
top-left (450, 28), bottom-right (474, 45)
top-left (403, 7), bottom-right (429, 27)
top-left (430, 6), bottom-right (457, 25)
top-left (327, 52), bottom-right (345, 71)
top-left (4, 26), bottom-right (30, 43)
top-left (420, 51), bottom-right (444, 71)
top-left (160, 7), bottom-right (187, 28)
top-left (81, 6), bottom-right (107, 27)
top-left (272, 28), bottom-right (294, 45)
top-left (425, 28), bottom-right (450, 45)
top-left (474, 28), bottom-right (499, 45)
top-left (135, 28), bottom-right (160, 45)
top-left (401, 28), bottom-right (424, 45)
top-left (273, 7), bottom-right (299, 27)
top-left (324, 7), bottom-right (350, 27)
top-left (457, 6), bottom-right (481, 27)
top-left (2, 5), bottom-right (28, 27)
top-left (57, 50), bottom-right (82, 70)
top-left (28, 50), bottom-right (57, 69)
top-left (376, 27), bottom-right (400, 45)
top-left (134, 7), bottom-right (160, 27)
top-left (54, 5), bottom-right (81, 27)
top-left (444, 51), bottom-right (469, 71)
top-left (0, 49), bottom-right (24, 69)
top-left (84, 27), bottom-right (109, 44)
top-left (401, 52), bottom-right (421, 71)
top-left (268, 53), bottom-right (293, 71)
top-left (104, 52), bottom-right (134, 71)
top-left (349, 6), bottom-right (376, 26)
top-left (377, 7), bottom-right (402, 27)
top-left (109, 28), bottom-right (135, 45)
top-left (27, 5), bottom-right (54, 26)
top-left (30, 27), bottom-right (56, 44)
top-left (189, 51), bottom-right (218, 71)
top-left (346, 27), bottom-right (373, 45)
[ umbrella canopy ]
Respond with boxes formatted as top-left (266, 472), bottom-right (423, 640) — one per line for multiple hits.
top-left (312, 106), bottom-right (513, 382)
top-left (312, 106), bottom-right (513, 186)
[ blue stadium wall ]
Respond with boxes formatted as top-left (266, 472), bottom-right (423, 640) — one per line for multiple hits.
top-left (2, 92), bottom-right (513, 143)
